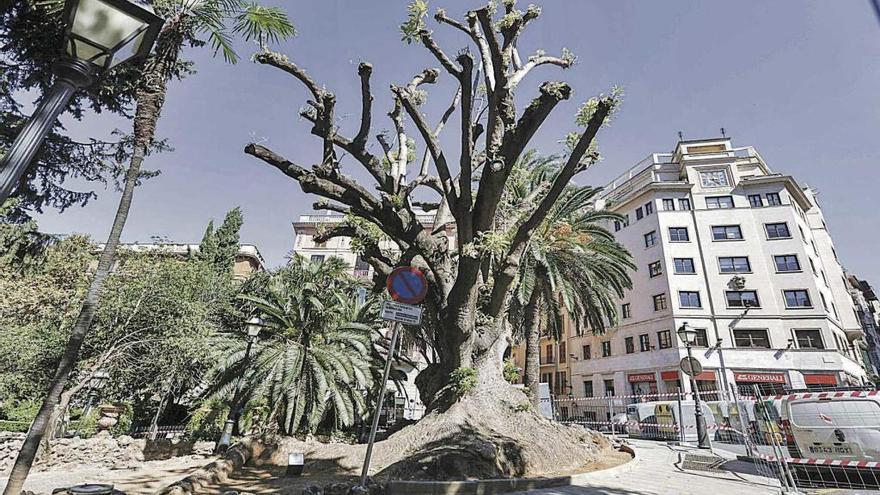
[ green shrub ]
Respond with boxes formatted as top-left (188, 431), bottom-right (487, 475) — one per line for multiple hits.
top-left (449, 367), bottom-right (478, 398)
top-left (0, 419), bottom-right (30, 432)
top-left (111, 403), bottom-right (134, 436)
top-left (503, 358), bottom-right (520, 384)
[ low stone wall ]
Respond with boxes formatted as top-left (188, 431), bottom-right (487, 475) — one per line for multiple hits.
top-left (0, 431), bottom-right (214, 474)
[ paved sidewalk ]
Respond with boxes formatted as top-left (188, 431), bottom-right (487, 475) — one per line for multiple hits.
top-left (510, 438), bottom-right (782, 495)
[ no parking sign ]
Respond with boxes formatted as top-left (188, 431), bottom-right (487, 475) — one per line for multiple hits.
top-left (385, 266), bottom-right (428, 305)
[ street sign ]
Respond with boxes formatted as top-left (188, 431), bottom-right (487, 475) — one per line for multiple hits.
top-left (680, 357), bottom-right (703, 377)
top-left (386, 266), bottom-right (428, 305)
top-left (380, 300), bottom-right (423, 325)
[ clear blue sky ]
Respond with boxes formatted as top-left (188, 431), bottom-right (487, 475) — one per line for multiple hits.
top-left (35, 0), bottom-right (880, 284)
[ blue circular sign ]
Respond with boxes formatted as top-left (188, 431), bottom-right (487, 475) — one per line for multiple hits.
top-left (386, 266), bottom-right (428, 305)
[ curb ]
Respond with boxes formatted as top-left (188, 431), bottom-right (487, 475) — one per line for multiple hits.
top-left (387, 444), bottom-right (637, 495)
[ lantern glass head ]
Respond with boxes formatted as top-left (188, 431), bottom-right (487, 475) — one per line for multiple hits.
top-left (677, 323), bottom-right (697, 345)
top-left (246, 316), bottom-right (263, 338)
top-left (63, 0), bottom-right (163, 71)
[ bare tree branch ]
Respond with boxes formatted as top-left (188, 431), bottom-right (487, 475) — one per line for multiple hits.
top-left (418, 29), bottom-right (461, 77)
top-left (508, 54), bottom-right (574, 89)
top-left (353, 62), bottom-right (373, 147)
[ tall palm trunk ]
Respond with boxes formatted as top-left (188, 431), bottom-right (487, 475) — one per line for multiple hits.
top-left (2, 29), bottom-right (180, 495)
top-left (522, 279), bottom-right (544, 409)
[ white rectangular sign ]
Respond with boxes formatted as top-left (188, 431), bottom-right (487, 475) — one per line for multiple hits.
top-left (380, 300), bottom-right (422, 325)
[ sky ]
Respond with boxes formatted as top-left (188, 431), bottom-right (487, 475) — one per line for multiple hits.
top-left (32, 0), bottom-right (880, 284)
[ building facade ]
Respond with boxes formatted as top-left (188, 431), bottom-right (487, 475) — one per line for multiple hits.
top-left (527, 138), bottom-right (867, 404)
top-left (96, 242), bottom-right (265, 279)
top-left (848, 274), bottom-right (880, 376)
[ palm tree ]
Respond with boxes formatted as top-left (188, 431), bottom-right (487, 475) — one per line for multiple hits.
top-left (205, 256), bottom-right (376, 435)
top-left (2, 3), bottom-right (294, 493)
top-left (506, 156), bottom-right (634, 407)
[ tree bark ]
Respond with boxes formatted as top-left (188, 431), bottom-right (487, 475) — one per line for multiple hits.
top-left (1, 29), bottom-right (179, 495)
top-left (522, 282), bottom-right (544, 408)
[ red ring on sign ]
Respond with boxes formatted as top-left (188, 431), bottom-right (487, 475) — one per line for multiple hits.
top-left (386, 266), bottom-right (428, 305)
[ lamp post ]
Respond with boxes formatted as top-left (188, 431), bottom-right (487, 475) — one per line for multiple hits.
top-left (677, 322), bottom-right (711, 449)
top-left (0, 0), bottom-right (163, 204)
top-left (216, 316), bottom-right (263, 453)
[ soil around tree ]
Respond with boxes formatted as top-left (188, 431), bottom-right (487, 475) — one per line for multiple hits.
top-left (218, 384), bottom-right (621, 490)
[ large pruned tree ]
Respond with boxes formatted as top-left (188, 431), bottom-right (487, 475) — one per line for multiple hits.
top-left (245, 1), bottom-right (622, 478)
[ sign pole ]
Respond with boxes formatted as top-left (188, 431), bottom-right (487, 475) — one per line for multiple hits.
top-left (360, 320), bottom-right (401, 487)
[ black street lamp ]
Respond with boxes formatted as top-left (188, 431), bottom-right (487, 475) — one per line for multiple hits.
top-left (677, 322), bottom-right (711, 449)
top-left (216, 316), bottom-right (263, 453)
top-left (0, 0), bottom-right (163, 204)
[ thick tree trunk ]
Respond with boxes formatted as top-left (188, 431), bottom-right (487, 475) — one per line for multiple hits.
top-left (522, 284), bottom-right (543, 408)
top-left (1, 36), bottom-right (177, 494)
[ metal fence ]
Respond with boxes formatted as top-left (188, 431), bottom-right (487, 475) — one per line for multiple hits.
top-left (550, 386), bottom-right (880, 492)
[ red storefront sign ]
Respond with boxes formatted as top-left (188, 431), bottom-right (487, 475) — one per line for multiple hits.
top-left (661, 370), bottom-right (716, 381)
top-left (628, 373), bottom-right (656, 383)
top-left (804, 374), bottom-right (838, 386)
top-left (734, 372), bottom-right (786, 384)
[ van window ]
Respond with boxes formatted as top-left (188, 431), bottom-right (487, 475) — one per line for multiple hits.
top-left (790, 399), bottom-right (880, 428)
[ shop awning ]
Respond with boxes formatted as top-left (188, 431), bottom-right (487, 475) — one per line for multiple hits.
top-left (804, 374), bottom-right (838, 386)
top-left (734, 372), bottom-right (786, 384)
top-left (661, 370), bottom-right (716, 381)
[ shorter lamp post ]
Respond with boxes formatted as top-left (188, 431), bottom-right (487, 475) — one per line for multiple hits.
top-left (82, 370), bottom-right (110, 418)
top-left (216, 316), bottom-right (262, 453)
top-left (677, 322), bottom-right (711, 449)
top-left (0, 0), bottom-right (163, 204)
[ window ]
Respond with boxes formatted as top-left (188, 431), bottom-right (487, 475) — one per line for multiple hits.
top-left (644, 231), bottom-right (658, 248)
top-left (621, 303), bottom-right (631, 319)
top-left (601, 341), bottom-right (611, 357)
top-left (809, 258), bottom-right (817, 275)
top-left (639, 334), bottom-right (651, 352)
top-left (795, 329), bottom-right (824, 349)
top-left (726, 290), bottom-right (760, 308)
top-left (645, 202), bottom-right (654, 215)
top-left (614, 221), bottom-right (621, 232)
top-left (719, 256), bottom-right (751, 273)
top-left (765, 222), bottom-right (791, 239)
top-left (623, 214), bottom-right (630, 227)
top-left (653, 293), bottom-right (668, 311)
top-left (555, 371), bottom-right (566, 395)
top-left (766, 192), bottom-right (781, 206)
top-left (679, 291), bottom-right (702, 308)
top-left (774, 255), bottom-right (801, 272)
top-left (811, 240), bottom-right (819, 255)
top-left (673, 258), bottom-right (695, 274)
top-left (748, 194), bottom-right (763, 207)
top-left (734, 329), bottom-right (771, 348)
top-left (820, 293), bottom-right (829, 311)
top-left (669, 227), bottom-right (690, 242)
top-left (798, 225), bottom-right (806, 242)
top-left (583, 381), bottom-right (594, 397)
top-left (541, 372), bottom-right (553, 388)
top-left (662, 198), bottom-right (675, 211)
top-left (693, 329), bottom-right (709, 347)
top-left (625, 337), bottom-right (635, 354)
top-left (636, 207), bottom-right (644, 220)
top-left (784, 289), bottom-right (812, 308)
top-left (679, 198), bottom-right (692, 211)
top-left (657, 330), bottom-right (673, 349)
top-left (310, 254), bottom-right (325, 262)
top-left (700, 170), bottom-right (729, 187)
top-left (712, 225), bottom-right (743, 240)
top-left (604, 379), bottom-right (615, 397)
top-left (544, 344), bottom-right (554, 364)
top-left (821, 270), bottom-right (829, 287)
top-left (832, 302), bottom-right (840, 320)
top-left (648, 261), bottom-right (663, 278)
top-left (559, 342), bottom-right (566, 363)
top-left (582, 345), bottom-right (591, 360)
top-left (706, 195), bottom-right (734, 209)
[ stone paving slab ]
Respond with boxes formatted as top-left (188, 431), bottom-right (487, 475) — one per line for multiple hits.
top-left (509, 439), bottom-right (781, 495)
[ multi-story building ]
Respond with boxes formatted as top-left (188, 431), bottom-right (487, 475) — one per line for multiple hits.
top-left (848, 274), bottom-right (880, 376)
top-left (528, 137), bottom-right (867, 403)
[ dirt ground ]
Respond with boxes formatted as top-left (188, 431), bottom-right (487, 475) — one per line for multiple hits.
top-left (0, 454), bottom-right (212, 495)
top-left (201, 446), bottom-right (633, 494)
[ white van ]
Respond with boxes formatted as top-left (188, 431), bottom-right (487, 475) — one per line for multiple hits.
top-left (626, 400), bottom-right (717, 442)
top-left (781, 396), bottom-right (880, 461)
